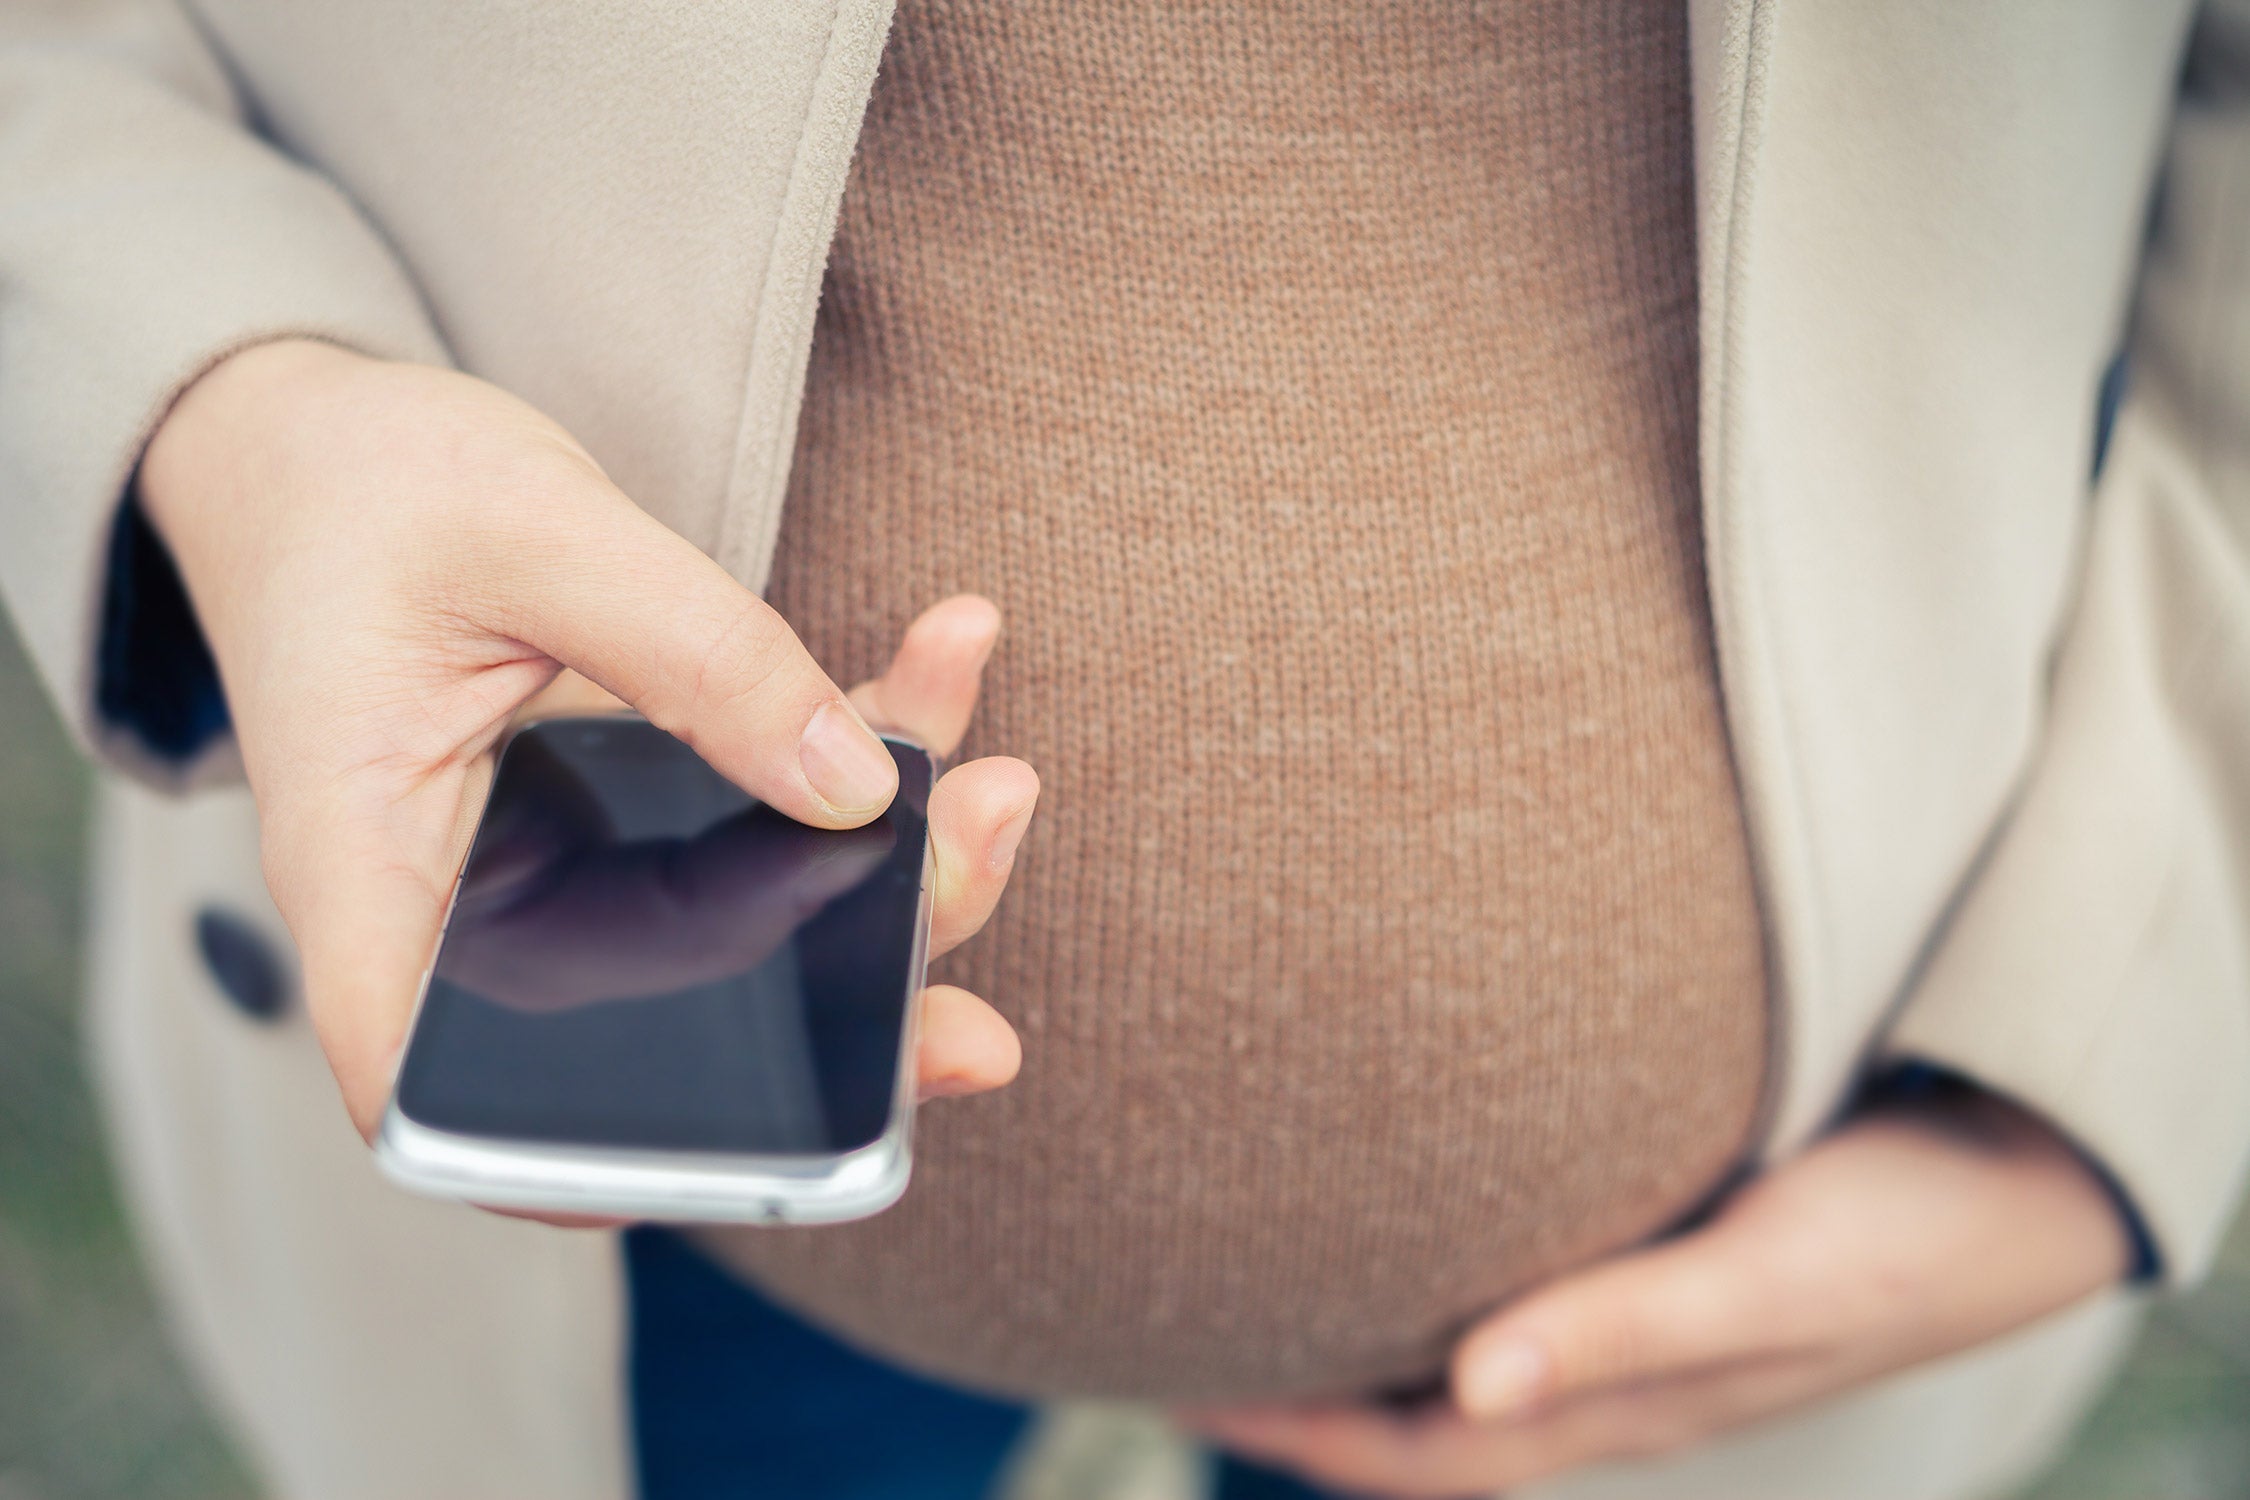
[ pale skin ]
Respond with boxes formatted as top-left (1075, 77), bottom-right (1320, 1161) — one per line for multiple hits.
top-left (136, 338), bottom-right (1033, 1162)
top-left (141, 338), bottom-right (2133, 1493)
top-left (1185, 1090), bottom-right (2133, 1497)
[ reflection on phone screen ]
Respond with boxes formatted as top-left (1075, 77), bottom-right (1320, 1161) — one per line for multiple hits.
top-left (393, 718), bottom-right (931, 1154)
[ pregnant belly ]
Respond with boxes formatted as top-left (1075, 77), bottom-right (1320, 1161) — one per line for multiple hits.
top-left (690, 739), bottom-right (1768, 1402)
top-left (723, 0), bottom-right (1763, 1400)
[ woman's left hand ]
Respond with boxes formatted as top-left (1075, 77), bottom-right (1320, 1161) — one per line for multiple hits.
top-left (1185, 1090), bottom-right (2134, 1499)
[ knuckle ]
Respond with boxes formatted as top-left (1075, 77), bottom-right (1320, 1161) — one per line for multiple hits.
top-left (423, 426), bottom-right (606, 557)
top-left (929, 892), bottom-right (997, 956)
top-left (1567, 1307), bottom-right (1654, 1391)
top-left (934, 869), bottom-right (993, 921)
top-left (659, 597), bottom-right (802, 730)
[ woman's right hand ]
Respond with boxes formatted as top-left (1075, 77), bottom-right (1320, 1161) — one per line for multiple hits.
top-left (137, 339), bottom-right (1035, 1148)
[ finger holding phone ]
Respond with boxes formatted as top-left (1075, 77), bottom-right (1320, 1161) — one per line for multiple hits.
top-left (136, 337), bottom-right (1037, 1220)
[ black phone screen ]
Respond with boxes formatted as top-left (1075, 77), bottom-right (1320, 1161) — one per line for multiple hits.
top-left (393, 717), bottom-right (931, 1156)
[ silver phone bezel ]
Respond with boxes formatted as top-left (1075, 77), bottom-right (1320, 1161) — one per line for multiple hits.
top-left (373, 722), bottom-right (935, 1226)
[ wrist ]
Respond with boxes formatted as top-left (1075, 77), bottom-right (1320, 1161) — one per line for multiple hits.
top-left (133, 340), bottom-right (381, 677)
top-left (1867, 1077), bottom-right (2139, 1285)
top-left (136, 338), bottom-right (370, 544)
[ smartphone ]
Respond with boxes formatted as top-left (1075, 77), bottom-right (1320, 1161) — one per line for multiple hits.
top-left (375, 714), bottom-right (934, 1224)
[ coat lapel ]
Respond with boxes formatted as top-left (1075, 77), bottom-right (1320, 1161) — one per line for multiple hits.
top-left (1691, 1), bottom-right (2199, 1157)
top-left (1688, 0), bottom-right (1808, 1155)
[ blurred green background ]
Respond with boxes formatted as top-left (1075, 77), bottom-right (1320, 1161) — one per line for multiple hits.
top-left (1, 614), bottom-right (2245, 1500)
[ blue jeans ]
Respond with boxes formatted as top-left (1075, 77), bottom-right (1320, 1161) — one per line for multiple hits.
top-left (629, 1228), bottom-right (1333, 1500)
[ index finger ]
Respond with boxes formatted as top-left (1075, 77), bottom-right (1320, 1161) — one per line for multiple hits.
top-left (1451, 1234), bottom-right (1781, 1420)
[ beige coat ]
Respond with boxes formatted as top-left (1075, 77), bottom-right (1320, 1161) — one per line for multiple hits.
top-left (4, 1), bottom-right (2247, 1496)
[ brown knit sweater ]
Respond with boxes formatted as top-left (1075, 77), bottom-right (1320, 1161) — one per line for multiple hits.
top-left (703, 0), bottom-right (1769, 1402)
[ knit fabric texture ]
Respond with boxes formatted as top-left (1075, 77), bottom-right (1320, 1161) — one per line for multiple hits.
top-left (709, 0), bottom-right (1771, 1402)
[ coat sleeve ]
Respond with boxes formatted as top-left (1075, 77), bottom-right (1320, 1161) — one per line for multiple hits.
top-left (0, 0), bottom-right (448, 786)
top-left (1878, 5), bottom-right (2250, 1287)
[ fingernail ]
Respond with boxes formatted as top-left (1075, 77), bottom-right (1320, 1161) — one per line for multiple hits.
top-left (988, 802), bottom-right (1035, 874)
top-left (799, 701), bottom-right (898, 816)
top-left (1460, 1338), bottom-right (1548, 1420)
